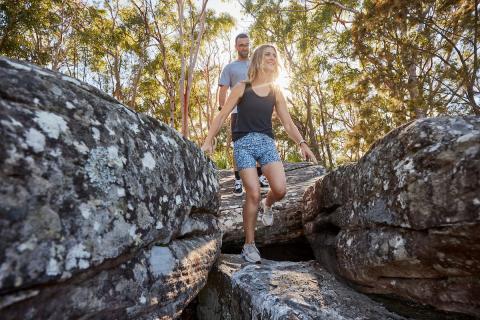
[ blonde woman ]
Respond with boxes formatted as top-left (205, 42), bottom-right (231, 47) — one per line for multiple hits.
top-left (202, 44), bottom-right (317, 263)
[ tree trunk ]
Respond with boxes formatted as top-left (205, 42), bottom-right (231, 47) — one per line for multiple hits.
top-left (315, 85), bottom-right (334, 168)
top-left (469, 0), bottom-right (480, 115)
top-left (181, 0), bottom-right (208, 138)
top-left (305, 86), bottom-right (322, 163)
top-left (177, 0), bottom-right (186, 135)
top-left (113, 52), bottom-right (123, 102)
top-left (404, 54), bottom-right (425, 118)
top-left (129, 35), bottom-right (148, 111)
top-left (136, 0), bottom-right (178, 125)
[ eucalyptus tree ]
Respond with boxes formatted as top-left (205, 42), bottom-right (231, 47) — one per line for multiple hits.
top-left (194, 11), bottom-right (235, 135)
top-left (242, 0), bottom-right (478, 165)
top-left (176, 0), bottom-right (209, 138)
top-left (241, 0), bottom-right (359, 166)
top-left (73, 0), bottom-right (150, 109)
top-left (130, 0), bottom-right (233, 138)
top-left (352, 0), bottom-right (479, 117)
top-left (131, 0), bottom-right (181, 126)
top-left (0, 0), bottom-right (90, 71)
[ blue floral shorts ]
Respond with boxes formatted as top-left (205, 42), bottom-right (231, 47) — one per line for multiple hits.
top-left (233, 132), bottom-right (281, 171)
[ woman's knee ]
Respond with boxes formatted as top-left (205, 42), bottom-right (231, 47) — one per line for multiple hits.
top-left (271, 186), bottom-right (286, 200)
top-left (246, 189), bottom-right (261, 204)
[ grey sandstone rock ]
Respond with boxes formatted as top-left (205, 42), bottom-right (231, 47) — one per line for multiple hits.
top-left (303, 116), bottom-right (480, 317)
top-left (0, 57), bottom-right (221, 319)
top-left (219, 162), bottom-right (325, 250)
top-left (197, 254), bottom-right (405, 320)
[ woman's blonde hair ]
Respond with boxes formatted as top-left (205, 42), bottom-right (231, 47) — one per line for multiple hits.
top-left (247, 44), bottom-right (281, 83)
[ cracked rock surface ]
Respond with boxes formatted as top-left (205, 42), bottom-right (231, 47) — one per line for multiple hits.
top-left (197, 254), bottom-right (405, 320)
top-left (303, 116), bottom-right (480, 317)
top-left (0, 57), bottom-right (221, 319)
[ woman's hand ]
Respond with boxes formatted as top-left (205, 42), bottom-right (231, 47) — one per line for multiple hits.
top-left (300, 144), bottom-right (318, 164)
top-left (201, 138), bottom-right (215, 154)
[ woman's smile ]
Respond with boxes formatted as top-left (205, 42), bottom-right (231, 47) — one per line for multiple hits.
top-left (261, 48), bottom-right (278, 73)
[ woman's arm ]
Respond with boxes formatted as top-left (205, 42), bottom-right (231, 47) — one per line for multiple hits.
top-left (274, 87), bottom-right (318, 163)
top-left (218, 85), bottom-right (228, 110)
top-left (202, 82), bottom-right (245, 153)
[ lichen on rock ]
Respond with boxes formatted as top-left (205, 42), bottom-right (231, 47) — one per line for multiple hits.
top-left (0, 57), bottom-right (221, 319)
top-left (303, 116), bottom-right (480, 317)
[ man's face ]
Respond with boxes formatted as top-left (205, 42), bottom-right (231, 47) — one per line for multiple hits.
top-left (235, 37), bottom-right (250, 59)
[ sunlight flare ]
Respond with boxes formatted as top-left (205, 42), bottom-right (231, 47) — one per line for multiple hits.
top-left (276, 68), bottom-right (291, 90)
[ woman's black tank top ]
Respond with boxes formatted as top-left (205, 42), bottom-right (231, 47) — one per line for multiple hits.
top-left (232, 82), bottom-right (275, 141)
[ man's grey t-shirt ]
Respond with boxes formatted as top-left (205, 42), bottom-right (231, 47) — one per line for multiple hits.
top-left (218, 60), bottom-right (249, 114)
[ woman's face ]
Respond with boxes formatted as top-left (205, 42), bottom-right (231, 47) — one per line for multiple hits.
top-left (261, 47), bottom-right (277, 73)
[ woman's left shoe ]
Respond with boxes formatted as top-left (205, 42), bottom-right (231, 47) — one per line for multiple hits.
top-left (260, 198), bottom-right (274, 226)
top-left (241, 243), bottom-right (261, 263)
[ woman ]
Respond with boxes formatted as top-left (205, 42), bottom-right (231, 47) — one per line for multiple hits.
top-left (202, 44), bottom-right (317, 263)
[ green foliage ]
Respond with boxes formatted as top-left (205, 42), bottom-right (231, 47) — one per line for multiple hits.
top-left (212, 150), bottom-right (231, 169)
top-left (0, 0), bottom-right (89, 66)
top-left (241, 0), bottom-right (478, 166)
top-left (1, 0), bottom-right (477, 169)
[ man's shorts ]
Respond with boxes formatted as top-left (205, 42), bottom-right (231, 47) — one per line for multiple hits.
top-left (233, 132), bottom-right (281, 171)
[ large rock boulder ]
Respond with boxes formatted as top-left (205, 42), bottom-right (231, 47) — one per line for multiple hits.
top-left (219, 163), bottom-right (325, 251)
top-left (303, 116), bottom-right (480, 317)
top-left (0, 57), bottom-right (221, 319)
top-left (197, 254), bottom-right (406, 319)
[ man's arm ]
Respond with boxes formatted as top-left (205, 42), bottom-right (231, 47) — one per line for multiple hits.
top-left (218, 85), bottom-right (228, 110)
top-left (218, 64), bottom-right (230, 110)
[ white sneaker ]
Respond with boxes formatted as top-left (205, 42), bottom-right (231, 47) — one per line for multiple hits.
top-left (259, 175), bottom-right (269, 189)
top-left (233, 179), bottom-right (243, 196)
top-left (241, 243), bottom-right (261, 263)
top-left (260, 198), bottom-right (274, 226)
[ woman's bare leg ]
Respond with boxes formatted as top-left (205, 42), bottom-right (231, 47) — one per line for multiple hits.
top-left (261, 162), bottom-right (286, 207)
top-left (239, 168), bottom-right (261, 243)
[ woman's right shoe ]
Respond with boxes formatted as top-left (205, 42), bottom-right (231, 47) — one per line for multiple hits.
top-left (241, 243), bottom-right (261, 263)
top-left (258, 175), bottom-right (269, 189)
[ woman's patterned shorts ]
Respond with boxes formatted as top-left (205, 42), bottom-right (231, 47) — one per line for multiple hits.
top-left (233, 132), bottom-right (281, 171)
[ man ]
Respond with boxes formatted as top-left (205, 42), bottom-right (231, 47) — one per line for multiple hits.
top-left (218, 33), bottom-right (269, 196)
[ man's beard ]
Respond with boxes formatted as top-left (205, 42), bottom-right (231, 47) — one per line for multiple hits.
top-left (238, 51), bottom-right (249, 59)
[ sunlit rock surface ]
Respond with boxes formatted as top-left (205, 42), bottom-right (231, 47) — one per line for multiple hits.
top-left (0, 57), bottom-right (221, 319)
top-left (219, 162), bottom-right (325, 250)
top-left (303, 116), bottom-right (480, 317)
top-left (197, 254), bottom-right (405, 320)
